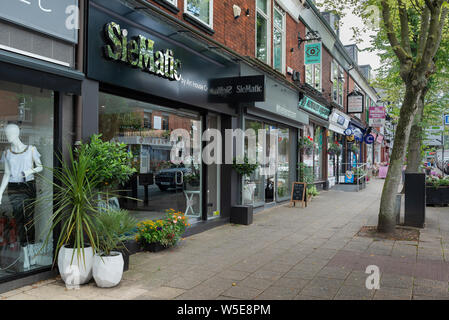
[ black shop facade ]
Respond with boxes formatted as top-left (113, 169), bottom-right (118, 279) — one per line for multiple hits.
top-left (84, 0), bottom-right (247, 234)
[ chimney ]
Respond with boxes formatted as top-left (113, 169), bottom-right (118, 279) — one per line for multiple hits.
top-left (359, 65), bottom-right (372, 82)
top-left (344, 44), bottom-right (359, 65)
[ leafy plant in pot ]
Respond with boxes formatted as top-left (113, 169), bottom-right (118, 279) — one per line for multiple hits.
top-left (32, 145), bottom-right (104, 286)
top-left (93, 208), bottom-right (137, 288)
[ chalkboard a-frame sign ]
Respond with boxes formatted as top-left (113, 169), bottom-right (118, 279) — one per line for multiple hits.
top-left (291, 182), bottom-right (307, 208)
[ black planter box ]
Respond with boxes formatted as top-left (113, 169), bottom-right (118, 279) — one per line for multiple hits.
top-left (405, 173), bottom-right (426, 228)
top-left (231, 205), bottom-right (253, 225)
top-left (142, 242), bottom-right (168, 252)
top-left (426, 186), bottom-right (449, 206)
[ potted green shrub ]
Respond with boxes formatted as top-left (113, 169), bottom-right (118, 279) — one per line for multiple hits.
top-left (426, 175), bottom-right (449, 205)
top-left (92, 208), bottom-right (137, 288)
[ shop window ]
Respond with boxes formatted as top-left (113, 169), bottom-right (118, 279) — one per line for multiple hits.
top-left (0, 80), bottom-right (54, 280)
top-left (185, 0), bottom-right (213, 28)
top-left (273, 4), bottom-right (285, 73)
top-left (99, 92), bottom-right (203, 223)
top-left (143, 112), bottom-right (152, 129)
top-left (256, 0), bottom-right (270, 64)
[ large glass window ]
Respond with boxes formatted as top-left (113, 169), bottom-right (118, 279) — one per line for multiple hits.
top-left (0, 80), bottom-right (54, 280)
top-left (273, 4), bottom-right (285, 73)
top-left (256, 0), bottom-right (270, 64)
top-left (277, 127), bottom-right (290, 200)
top-left (243, 119), bottom-right (265, 206)
top-left (331, 61), bottom-right (345, 106)
top-left (99, 93), bottom-right (202, 223)
top-left (185, 0), bottom-right (213, 27)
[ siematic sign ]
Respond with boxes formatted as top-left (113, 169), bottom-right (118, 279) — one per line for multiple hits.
top-left (103, 22), bottom-right (182, 82)
top-left (87, 0), bottom-right (239, 109)
top-left (208, 75), bottom-right (266, 103)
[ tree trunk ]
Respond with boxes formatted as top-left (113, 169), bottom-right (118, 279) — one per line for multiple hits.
top-left (377, 85), bottom-right (422, 233)
top-left (406, 90), bottom-right (427, 173)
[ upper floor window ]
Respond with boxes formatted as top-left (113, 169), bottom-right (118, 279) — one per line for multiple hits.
top-left (185, 0), bottom-right (213, 28)
top-left (273, 4), bottom-right (286, 73)
top-left (305, 63), bottom-right (321, 91)
top-left (256, 0), bottom-right (271, 64)
top-left (331, 60), bottom-right (344, 106)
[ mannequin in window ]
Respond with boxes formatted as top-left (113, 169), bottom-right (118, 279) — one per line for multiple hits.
top-left (0, 124), bottom-right (43, 247)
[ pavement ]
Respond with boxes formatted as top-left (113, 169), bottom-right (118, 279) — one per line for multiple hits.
top-left (2, 178), bottom-right (449, 300)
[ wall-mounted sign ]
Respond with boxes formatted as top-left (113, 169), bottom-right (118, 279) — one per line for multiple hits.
top-left (344, 128), bottom-right (354, 136)
top-left (87, 0), bottom-right (239, 111)
top-left (104, 22), bottom-right (182, 82)
top-left (0, 0), bottom-right (79, 43)
top-left (445, 115), bottom-right (449, 125)
top-left (305, 43), bottom-right (322, 65)
top-left (365, 134), bottom-right (375, 144)
top-left (208, 75), bottom-right (265, 103)
top-left (299, 96), bottom-right (330, 120)
top-left (347, 92), bottom-right (364, 114)
top-left (369, 106), bottom-right (386, 126)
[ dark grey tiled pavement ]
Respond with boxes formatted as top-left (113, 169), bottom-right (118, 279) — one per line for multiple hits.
top-left (2, 178), bottom-right (449, 300)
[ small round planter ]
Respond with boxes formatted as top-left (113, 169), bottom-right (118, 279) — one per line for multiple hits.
top-left (58, 245), bottom-right (94, 286)
top-left (93, 252), bottom-right (124, 288)
top-left (142, 242), bottom-right (168, 252)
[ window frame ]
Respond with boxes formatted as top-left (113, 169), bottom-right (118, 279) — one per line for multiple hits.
top-left (273, 3), bottom-right (286, 74)
top-left (184, 0), bottom-right (214, 29)
top-left (331, 60), bottom-right (345, 107)
top-left (255, 0), bottom-right (272, 65)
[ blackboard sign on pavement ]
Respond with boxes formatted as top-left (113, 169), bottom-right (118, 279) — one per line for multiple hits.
top-left (291, 182), bottom-right (307, 208)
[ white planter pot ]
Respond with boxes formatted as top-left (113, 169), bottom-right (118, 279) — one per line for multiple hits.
top-left (58, 245), bottom-right (94, 286)
top-left (93, 252), bottom-right (124, 288)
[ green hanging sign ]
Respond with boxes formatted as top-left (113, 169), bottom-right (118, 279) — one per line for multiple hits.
top-left (305, 42), bottom-right (322, 65)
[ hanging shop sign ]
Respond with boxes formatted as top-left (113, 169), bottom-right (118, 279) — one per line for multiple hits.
top-left (329, 109), bottom-right (351, 134)
top-left (208, 75), bottom-right (266, 103)
top-left (0, 0), bottom-right (79, 43)
top-left (364, 134), bottom-right (375, 144)
top-left (299, 96), bottom-right (331, 120)
top-left (304, 43), bottom-right (322, 65)
top-left (344, 128), bottom-right (354, 136)
top-left (369, 106), bottom-right (386, 126)
top-left (347, 92), bottom-right (365, 114)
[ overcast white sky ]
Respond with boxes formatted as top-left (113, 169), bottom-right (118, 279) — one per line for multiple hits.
top-left (339, 10), bottom-right (381, 77)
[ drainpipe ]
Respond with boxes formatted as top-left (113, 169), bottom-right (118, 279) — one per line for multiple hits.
top-left (75, 0), bottom-right (85, 142)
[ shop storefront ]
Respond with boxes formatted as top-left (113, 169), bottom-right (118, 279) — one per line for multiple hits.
top-left (0, 0), bottom-right (82, 288)
top-left (327, 109), bottom-right (351, 188)
top-left (298, 94), bottom-right (331, 189)
top-left (240, 64), bottom-right (309, 208)
top-left (85, 0), bottom-right (241, 226)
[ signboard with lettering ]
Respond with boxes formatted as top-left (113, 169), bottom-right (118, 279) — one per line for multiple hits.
top-left (87, 0), bottom-right (239, 111)
top-left (369, 106), bottom-right (386, 126)
top-left (0, 0), bottom-right (79, 43)
top-left (208, 75), bottom-right (266, 103)
top-left (445, 115), bottom-right (449, 125)
top-left (299, 96), bottom-right (331, 120)
top-left (347, 92), bottom-right (364, 114)
top-left (305, 43), bottom-right (322, 65)
top-left (290, 182), bottom-right (307, 208)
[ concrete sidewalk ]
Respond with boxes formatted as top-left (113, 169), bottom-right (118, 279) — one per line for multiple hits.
top-left (2, 179), bottom-right (449, 300)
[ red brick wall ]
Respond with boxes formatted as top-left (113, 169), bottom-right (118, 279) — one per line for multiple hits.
top-left (286, 14), bottom-right (305, 84)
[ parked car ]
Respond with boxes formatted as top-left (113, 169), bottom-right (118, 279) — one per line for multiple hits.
top-left (155, 167), bottom-right (191, 191)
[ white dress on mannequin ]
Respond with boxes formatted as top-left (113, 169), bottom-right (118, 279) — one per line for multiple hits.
top-left (3, 146), bottom-right (41, 183)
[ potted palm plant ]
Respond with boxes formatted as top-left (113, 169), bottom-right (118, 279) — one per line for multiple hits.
top-left (34, 145), bottom-right (103, 286)
top-left (92, 208), bottom-right (137, 288)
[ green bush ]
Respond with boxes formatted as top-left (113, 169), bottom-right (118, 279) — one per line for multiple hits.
top-left (77, 134), bottom-right (136, 188)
